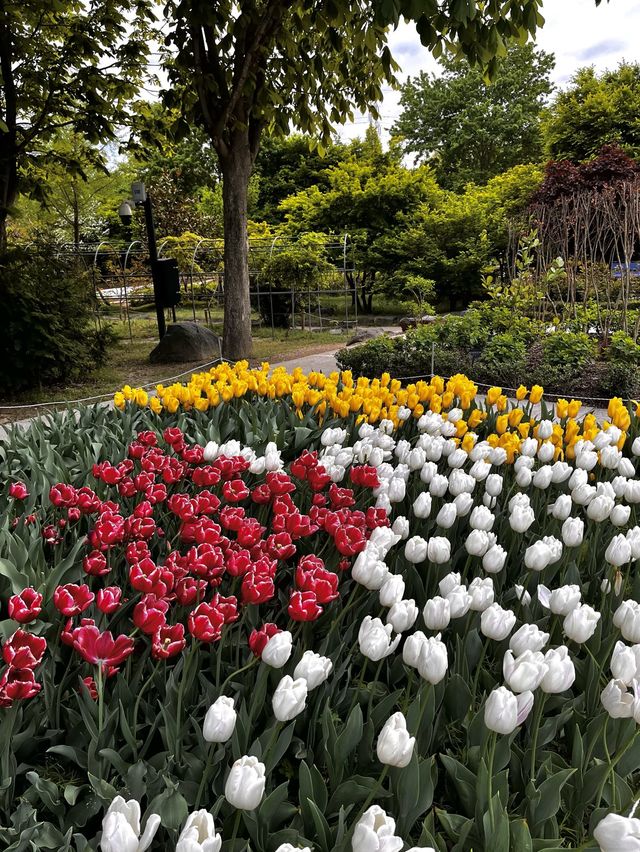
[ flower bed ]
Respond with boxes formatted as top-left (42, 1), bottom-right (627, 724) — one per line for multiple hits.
top-left (1, 368), bottom-right (640, 850)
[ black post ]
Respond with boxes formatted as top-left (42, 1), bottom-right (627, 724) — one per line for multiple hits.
top-left (143, 193), bottom-right (166, 340)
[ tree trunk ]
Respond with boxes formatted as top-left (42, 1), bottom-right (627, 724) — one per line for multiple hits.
top-left (220, 130), bottom-right (253, 361)
top-left (0, 151), bottom-right (17, 253)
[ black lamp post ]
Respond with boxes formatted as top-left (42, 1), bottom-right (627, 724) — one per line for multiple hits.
top-left (118, 200), bottom-right (133, 244)
top-left (131, 181), bottom-right (166, 340)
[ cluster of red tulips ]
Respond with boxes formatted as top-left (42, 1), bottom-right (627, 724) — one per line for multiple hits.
top-left (2, 428), bottom-right (387, 708)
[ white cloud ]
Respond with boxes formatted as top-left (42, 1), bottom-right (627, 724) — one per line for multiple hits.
top-left (336, 0), bottom-right (640, 143)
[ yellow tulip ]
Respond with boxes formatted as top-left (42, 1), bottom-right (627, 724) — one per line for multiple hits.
top-left (515, 385), bottom-right (528, 401)
top-left (529, 385), bottom-right (544, 404)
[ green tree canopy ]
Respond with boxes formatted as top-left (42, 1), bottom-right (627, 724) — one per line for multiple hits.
top-left (161, 0), bottom-right (551, 359)
top-left (542, 62), bottom-right (640, 162)
top-left (392, 43), bottom-right (554, 190)
top-left (0, 0), bottom-right (154, 247)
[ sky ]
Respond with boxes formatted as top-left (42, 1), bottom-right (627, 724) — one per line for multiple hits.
top-left (338, 0), bottom-right (640, 143)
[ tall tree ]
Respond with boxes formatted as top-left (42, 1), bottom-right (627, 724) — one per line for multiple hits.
top-left (162, 0), bottom-right (552, 360)
top-left (542, 62), bottom-right (640, 163)
top-left (0, 0), bottom-right (154, 248)
top-left (392, 43), bottom-right (554, 191)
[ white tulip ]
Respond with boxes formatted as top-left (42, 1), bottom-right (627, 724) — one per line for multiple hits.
top-left (561, 517), bottom-right (584, 547)
top-left (484, 686), bottom-right (534, 735)
top-left (386, 599), bottom-right (419, 633)
top-left (454, 492), bottom-right (475, 516)
top-left (352, 805), bottom-right (403, 852)
top-left (376, 712), bottom-right (415, 768)
top-left (404, 536), bottom-right (428, 564)
top-left (563, 604), bottom-right (601, 643)
top-left (482, 544), bottom-right (507, 574)
top-left (358, 616), bottom-right (401, 661)
top-left (481, 603), bottom-right (516, 641)
top-left (587, 494), bottom-right (615, 522)
top-left (606, 534), bottom-right (633, 567)
top-left (417, 634), bottom-right (448, 684)
top-left (468, 577), bottom-right (494, 612)
top-left (100, 797), bottom-right (160, 852)
top-left (436, 503), bottom-right (457, 529)
top-left (261, 631), bottom-right (293, 668)
top-left (439, 572), bottom-right (461, 597)
top-left (176, 810), bottom-right (222, 852)
top-left (610, 641), bottom-right (640, 685)
top-left (614, 600), bottom-right (640, 643)
top-left (293, 651), bottom-right (332, 690)
top-left (379, 575), bottom-right (406, 607)
top-left (550, 494), bottom-right (573, 521)
top-left (509, 623), bottom-right (549, 656)
top-left (510, 505), bottom-right (535, 533)
top-left (203, 696), bottom-right (237, 743)
top-left (594, 813), bottom-right (640, 852)
top-left (447, 585), bottom-right (473, 618)
top-left (225, 756), bottom-right (266, 810)
top-left (423, 596), bottom-right (451, 630)
top-left (611, 504), bottom-right (632, 527)
top-left (272, 676), bottom-right (308, 721)
top-left (540, 646), bottom-right (576, 694)
top-left (427, 536), bottom-right (451, 564)
top-left (465, 529), bottom-right (491, 557)
top-left (391, 516), bottom-right (410, 539)
top-left (413, 492), bottom-right (432, 519)
top-left (524, 540), bottom-right (553, 572)
top-left (601, 679), bottom-right (635, 719)
top-left (503, 649), bottom-right (548, 693)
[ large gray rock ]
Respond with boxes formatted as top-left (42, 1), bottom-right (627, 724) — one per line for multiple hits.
top-left (347, 327), bottom-right (385, 346)
top-left (149, 322), bottom-right (221, 364)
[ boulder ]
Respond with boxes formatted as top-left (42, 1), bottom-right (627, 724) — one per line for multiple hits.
top-left (149, 322), bottom-right (221, 364)
top-left (347, 328), bottom-right (385, 346)
top-left (399, 315), bottom-right (436, 332)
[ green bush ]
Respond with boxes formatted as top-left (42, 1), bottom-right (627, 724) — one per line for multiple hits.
top-left (0, 246), bottom-right (112, 393)
top-left (542, 331), bottom-right (596, 374)
top-left (607, 330), bottom-right (640, 366)
top-left (476, 332), bottom-right (527, 386)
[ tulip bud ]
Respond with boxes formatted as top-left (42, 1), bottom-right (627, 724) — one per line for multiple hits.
top-left (524, 540), bottom-right (552, 572)
top-left (538, 583), bottom-right (581, 616)
top-left (392, 516), bottom-right (410, 539)
top-left (386, 599), bottom-right (419, 633)
top-left (540, 646), bottom-right (575, 694)
top-left (376, 711), bottom-right (415, 768)
top-left (404, 536), bottom-right (428, 564)
top-left (412, 492), bottom-right (432, 519)
top-left (379, 575), bottom-right (405, 608)
top-left (272, 676), bottom-right (307, 722)
top-left (446, 585), bottom-right (472, 618)
top-left (503, 649), bottom-right (548, 693)
top-left (225, 756), bottom-right (266, 810)
top-left (427, 536), bottom-right (451, 564)
top-left (509, 623), bottom-right (549, 656)
top-left (423, 596), bottom-right (451, 630)
top-left (601, 679), bottom-right (635, 719)
top-left (468, 577), bottom-right (494, 612)
top-left (561, 516), bottom-right (584, 547)
top-left (439, 572), bottom-right (461, 597)
top-left (403, 630), bottom-right (428, 668)
top-left (482, 544), bottom-right (507, 574)
top-left (435, 503), bottom-right (457, 529)
top-left (203, 696), bottom-right (237, 743)
top-left (484, 686), bottom-right (534, 735)
top-left (358, 616), bottom-right (401, 661)
top-left (563, 604), bottom-right (601, 643)
top-left (417, 634), bottom-right (448, 684)
top-left (261, 631), bottom-right (293, 668)
top-left (176, 810), bottom-right (222, 852)
top-left (594, 813), bottom-right (640, 852)
top-left (481, 603), bottom-right (516, 641)
top-left (614, 600), bottom-right (640, 643)
top-left (352, 806), bottom-right (403, 852)
top-left (454, 493), bottom-right (474, 516)
top-left (611, 504), bottom-right (632, 527)
top-left (610, 640), bottom-right (640, 685)
top-left (100, 796), bottom-right (160, 852)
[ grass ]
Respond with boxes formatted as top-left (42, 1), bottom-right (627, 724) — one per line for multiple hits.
top-left (0, 307), bottom-right (351, 423)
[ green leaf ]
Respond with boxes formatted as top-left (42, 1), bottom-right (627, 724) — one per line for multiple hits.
top-left (531, 768), bottom-right (577, 829)
top-left (335, 704), bottom-right (363, 759)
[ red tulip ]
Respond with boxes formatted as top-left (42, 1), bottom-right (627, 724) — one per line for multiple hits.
top-left (188, 602), bottom-right (225, 642)
top-left (328, 483), bottom-right (355, 508)
top-left (2, 630), bottom-right (46, 668)
top-left (265, 472), bottom-right (296, 495)
top-left (0, 667), bottom-right (41, 705)
top-left (350, 465), bottom-right (380, 489)
top-left (222, 479), bottom-right (250, 503)
top-left (175, 577), bottom-right (208, 606)
top-left (8, 588), bottom-right (43, 624)
top-left (335, 525), bottom-right (367, 556)
top-left (49, 483), bottom-right (77, 507)
top-left (96, 587), bottom-right (122, 614)
top-left (241, 571), bottom-right (275, 605)
top-left (53, 584), bottom-right (95, 617)
top-left (133, 594), bottom-right (169, 635)
top-left (9, 481), bottom-right (28, 500)
top-left (83, 550), bottom-right (109, 577)
top-left (295, 564), bottom-right (339, 603)
top-left (211, 594), bottom-right (239, 624)
top-left (152, 623), bottom-right (186, 659)
top-left (72, 625), bottom-right (135, 668)
top-left (288, 590), bottom-right (323, 622)
top-left (81, 675), bottom-right (98, 700)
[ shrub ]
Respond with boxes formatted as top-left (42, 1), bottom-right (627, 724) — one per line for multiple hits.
top-left (542, 331), bottom-right (596, 374)
top-left (0, 246), bottom-right (112, 393)
top-left (476, 333), bottom-right (527, 386)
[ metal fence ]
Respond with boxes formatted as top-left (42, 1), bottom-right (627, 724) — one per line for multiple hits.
top-left (62, 235), bottom-right (361, 340)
